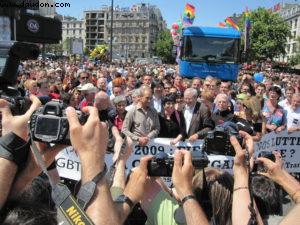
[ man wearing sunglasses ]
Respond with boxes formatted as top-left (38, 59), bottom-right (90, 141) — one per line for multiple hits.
top-left (77, 71), bottom-right (91, 88)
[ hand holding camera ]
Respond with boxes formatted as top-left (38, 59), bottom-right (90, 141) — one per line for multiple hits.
top-left (66, 106), bottom-right (108, 182)
top-left (124, 155), bottom-right (153, 205)
top-left (230, 131), bottom-right (254, 173)
top-left (172, 150), bottom-right (195, 200)
top-left (147, 151), bottom-right (209, 177)
top-left (256, 151), bottom-right (285, 184)
top-left (252, 151), bottom-right (276, 173)
top-left (1, 94), bottom-right (41, 140)
top-left (30, 100), bottom-right (86, 145)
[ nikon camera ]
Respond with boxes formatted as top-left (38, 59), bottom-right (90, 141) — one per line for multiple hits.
top-left (147, 151), bottom-right (209, 177)
top-left (30, 100), bottom-right (86, 145)
top-left (202, 125), bottom-right (243, 156)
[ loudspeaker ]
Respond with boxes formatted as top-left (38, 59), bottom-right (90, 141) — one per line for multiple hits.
top-left (16, 13), bottom-right (62, 44)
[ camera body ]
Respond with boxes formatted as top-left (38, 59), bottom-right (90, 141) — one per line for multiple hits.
top-left (147, 152), bottom-right (209, 177)
top-left (0, 86), bottom-right (27, 115)
top-left (0, 41), bottom-right (40, 115)
top-left (253, 151), bottom-right (276, 173)
top-left (202, 126), bottom-right (243, 156)
top-left (30, 100), bottom-right (86, 145)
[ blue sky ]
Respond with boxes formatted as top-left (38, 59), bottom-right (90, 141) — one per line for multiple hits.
top-left (56, 0), bottom-right (297, 27)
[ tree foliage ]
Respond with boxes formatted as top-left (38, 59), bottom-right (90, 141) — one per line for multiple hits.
top-left (45, 43), bottom-right (63, 55)
top-left (238, 8), bottom-right (291, 61)
top-left (154, 30), bottom-right (174, 63)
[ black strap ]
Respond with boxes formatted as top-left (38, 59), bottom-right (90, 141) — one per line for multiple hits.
top-left (0, 132), bottom-right (30, 168)
top-left (77, 164), bottom-right (107, 209)
top-left (30, 136), bottom-right (94, 225)
top-left (245, 146), bottom-right (257, 225)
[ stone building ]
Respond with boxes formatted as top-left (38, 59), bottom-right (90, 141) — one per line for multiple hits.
top-left (84, 3), bottom-right (166, 60)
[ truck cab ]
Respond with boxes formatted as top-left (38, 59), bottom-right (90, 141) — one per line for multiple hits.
top-left (179, 26), bottom-right (241, 81)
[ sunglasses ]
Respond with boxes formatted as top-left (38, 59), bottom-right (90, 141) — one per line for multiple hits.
top-left (81, 76), bottom-right (89, 80)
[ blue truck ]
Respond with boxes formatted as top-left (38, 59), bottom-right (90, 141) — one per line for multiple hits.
top-left (179, 26), bottom-right (241, 81)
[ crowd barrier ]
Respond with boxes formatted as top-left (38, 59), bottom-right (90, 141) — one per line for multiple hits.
top-left (55, 130), bottom-right (300, 181)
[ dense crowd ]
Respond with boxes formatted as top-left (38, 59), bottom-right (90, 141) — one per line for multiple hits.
top-left (0, 58), bottom-right (299, 225)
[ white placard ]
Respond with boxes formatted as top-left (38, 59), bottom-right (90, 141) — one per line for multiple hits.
top-left (55, 131), bottom-right (300, 181)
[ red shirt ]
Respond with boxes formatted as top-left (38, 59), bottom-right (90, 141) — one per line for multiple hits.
top-left (113, 114), bottom-right (124, 132)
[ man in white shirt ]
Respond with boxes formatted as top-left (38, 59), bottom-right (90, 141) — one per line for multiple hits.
top-left (279, 86), bottom-right (295, 109)
top-left (183, 88), bottom-right (213, 142)
top-left (286, 93), bottom-right (300, 133)
top-left (152, 81), bottom-right (163, 113)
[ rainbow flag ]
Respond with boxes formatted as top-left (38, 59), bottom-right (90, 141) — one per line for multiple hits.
top-left (244, 8), bottom-right (251, 50)
top-left (245, 8), bottom-right (251, 30)
top-left (225, 17), bottom-right (239, 30)
top-left (183, 3), bottom-right (195, 27)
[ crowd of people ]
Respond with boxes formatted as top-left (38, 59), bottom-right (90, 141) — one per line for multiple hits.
top-left (0, 58), bottom-right (299, 225)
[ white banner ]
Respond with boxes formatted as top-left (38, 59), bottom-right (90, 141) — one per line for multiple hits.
top-left (55, 131), bottom-right (300, 181)
top-left (254, 130), bottom-right (300, 173)
top-left (55, 146), bottom-right (81, 181)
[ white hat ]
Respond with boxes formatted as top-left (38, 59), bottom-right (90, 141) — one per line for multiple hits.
top-left (78, 83), bottom-right (98, 93)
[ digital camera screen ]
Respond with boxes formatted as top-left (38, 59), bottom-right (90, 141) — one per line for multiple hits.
top-left (36, 117), bottom-right (59, 136)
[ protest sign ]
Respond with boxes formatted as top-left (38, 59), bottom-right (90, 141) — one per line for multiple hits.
top-left (254, 130), bottom-right (300, 172)
top-left (55, 146), bottom-right (81, 181)
top-left (55, 131), bottom-right (300, 181)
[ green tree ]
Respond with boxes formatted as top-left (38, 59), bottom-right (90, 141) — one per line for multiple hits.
top-left (63, 37), bottom-right (72, 54)
top-left (246, 8), bottom-right (291, 61)
top-left (154, 30), bottom-right (174, 63)
top-left (45, 43), bottom-right (63, 55)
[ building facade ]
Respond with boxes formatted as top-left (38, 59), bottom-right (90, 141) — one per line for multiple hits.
top-left (279, 3), bottom-right (300, 61)
top-left (39, 0), bottom-right (56, 17)
top-left (84, 9), bottom-right (107, 50)
top-left (62, 18), bottom-right (85, 41)
top-left (84, 3), bottom-right (166, 60)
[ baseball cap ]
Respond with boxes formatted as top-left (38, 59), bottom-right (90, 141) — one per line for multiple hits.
top-left (78, 83), bottom-right (98, 93)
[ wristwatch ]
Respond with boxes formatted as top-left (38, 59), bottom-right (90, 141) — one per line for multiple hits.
top-left (114, 194), bottom-right (135, 209)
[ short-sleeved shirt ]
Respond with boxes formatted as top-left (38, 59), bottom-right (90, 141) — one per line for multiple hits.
top-left (145, 190), bottom-right (181, 225)
top-left (286, 106), bottom-right (300, 129)
top-left (262, 102), bottom-right (286, 126)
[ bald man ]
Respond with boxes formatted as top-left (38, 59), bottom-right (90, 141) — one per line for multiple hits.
top-left (122, 87), bottom-right (160, 146)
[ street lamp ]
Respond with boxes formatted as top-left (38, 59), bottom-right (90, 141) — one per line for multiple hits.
top-left (110, 0), bottom-right (114, 63)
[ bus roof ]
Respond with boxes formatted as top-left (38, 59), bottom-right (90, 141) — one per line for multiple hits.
top-left (182, 26), bottom-right (241, 38)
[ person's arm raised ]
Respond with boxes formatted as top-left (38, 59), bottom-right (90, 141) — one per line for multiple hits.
top-left (66, 106), bottom-right (120, 225)
top-left (257, 152), bottom-right (300, 225)
top-left (231, 131), bottom-right (263, 225)
top-left (172, 150), bottom-right (210, 225)
top-left (0, 95), bottom-right (41, 208)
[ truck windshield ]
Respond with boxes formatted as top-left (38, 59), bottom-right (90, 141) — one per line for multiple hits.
top-left (182, 36), bottom-right (239, 63)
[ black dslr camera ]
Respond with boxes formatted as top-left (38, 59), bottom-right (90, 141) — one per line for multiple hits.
top-left (30, 100), bottom-right (87, 145)
top-left (202, 125), bottom-right (243, 156)
top-left (0, 41), bottom-right (39, 115)
top-left (147, 151), bottom-right (209, 177)
top-left (253, 151), bottom-right (276, 173)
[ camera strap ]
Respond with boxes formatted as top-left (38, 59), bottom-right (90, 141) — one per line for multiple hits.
top-left (30, 137), bottom-right (95, 225)
top-left (245, 146), bottom-right (257, 225)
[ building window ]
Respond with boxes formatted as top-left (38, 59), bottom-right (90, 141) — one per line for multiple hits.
top-left (295, 19), bottom-right (298, 29)
top-left (293, 43), bottom-right (297, 53)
